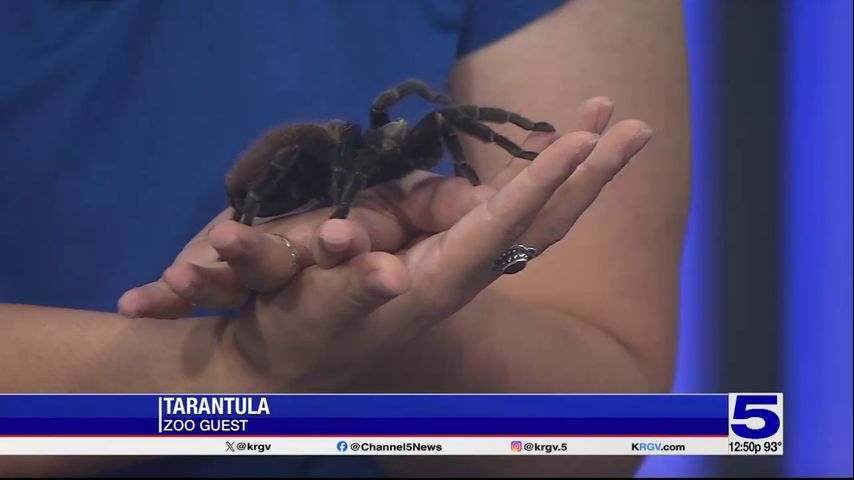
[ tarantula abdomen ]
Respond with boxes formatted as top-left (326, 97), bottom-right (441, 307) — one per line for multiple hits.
top-left (225, 123), bottom-right (342, 220)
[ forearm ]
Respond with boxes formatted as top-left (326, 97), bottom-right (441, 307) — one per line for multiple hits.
top-left (359, 288), bottom-right (658, 394)
top-left (450, 289), bottom-right (656, 392)
top-left (0, 303), bottom-right (257, 476)
top-left (369, 289), bottom-right (652, 476)
top-left (0, 303), bottom-right (255, 393)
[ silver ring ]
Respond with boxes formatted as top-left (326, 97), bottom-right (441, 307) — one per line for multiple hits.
top-left (491, 244), bottom-right (539, 275)
top-left (269, 233), bottom-right (301, 270)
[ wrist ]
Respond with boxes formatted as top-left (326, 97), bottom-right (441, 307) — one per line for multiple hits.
top-left (213, 313), bottom-right (282, 393)
top-left (216, 308), bottom-right (343, 393)
top-left (224, 304), bottom-right (394, 393)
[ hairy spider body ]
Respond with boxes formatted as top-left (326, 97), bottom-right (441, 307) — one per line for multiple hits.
top-left (226, 123), bottom-right (342, 218)
top-left (226, 79), bottom-right (555, 224)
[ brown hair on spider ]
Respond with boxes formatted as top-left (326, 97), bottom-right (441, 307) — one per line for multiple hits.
top-left (225, 78), bottom-right (555, 225)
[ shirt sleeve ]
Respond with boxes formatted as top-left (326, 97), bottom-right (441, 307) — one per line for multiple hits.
top-left (456, 0), bottom-right (566, 57)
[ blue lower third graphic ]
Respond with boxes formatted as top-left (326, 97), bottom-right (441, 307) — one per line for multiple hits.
top-left (0, 394), bottom-right (730, 436)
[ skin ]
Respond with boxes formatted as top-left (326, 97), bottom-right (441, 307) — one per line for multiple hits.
top-left (0, 0), bottom-right (689, 476)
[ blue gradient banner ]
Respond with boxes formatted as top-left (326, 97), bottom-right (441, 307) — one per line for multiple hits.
top-left (0, 394), bottom-right (729, 436)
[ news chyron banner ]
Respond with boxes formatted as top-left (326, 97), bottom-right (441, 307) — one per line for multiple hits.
top-left (0, 394), bottom-right (782, 455)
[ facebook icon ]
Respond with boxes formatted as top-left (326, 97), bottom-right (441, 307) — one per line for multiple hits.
top-left (336, 441), bottom-right (348, 452)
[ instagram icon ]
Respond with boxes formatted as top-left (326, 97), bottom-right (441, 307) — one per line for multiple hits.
top-left (511, 441), bottom-right (523, 452)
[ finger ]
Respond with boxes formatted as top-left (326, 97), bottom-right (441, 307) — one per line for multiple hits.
top-left (574, 96), bottom-right (615, 134)
top-left (489, 131), bottom-right (562, 189)
top-left (183, 208), bottom-right (240, 248)
top-left (172, 208), bottom-right (242, 267)
top-left (209, 220), bottom-right (310, 293)
top-left (311, 219), bottom-right (372, 269)
top-left (489, 97), bottom-right (613, 190)
top-left (118, 281), bottom-right (195, 319)
top-left (248, 172), bottom-right (490, 257)
top-left (253, 203), bottom-right (411, 256)
top-left (162, 261), bottom-right (251, 310)
top-left (281, 251), bottom-right (411, 322)
top-left (371, 172), bottom-right (497, 234)
top-left (439, 131), bottom-right (600, 286)
top-left (173, 237), bottom-right (221, 266)
top-left (521, 120), bottom-right (654, 250)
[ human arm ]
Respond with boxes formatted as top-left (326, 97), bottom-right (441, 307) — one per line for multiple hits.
top-left (0, 304), bottom-right (256, 394)
top-left (0, 304), bottom-right (261, 476)
top-left (372, 0), bottom-right (691, 475)
top-left (112, 4), bottom-right (688, 476)
top-left (110, 107), bottom-right (649, 479)
top-left (6, 147), bottom-right (575, 475)
top-left (368, 0), bottom-right (689, 402)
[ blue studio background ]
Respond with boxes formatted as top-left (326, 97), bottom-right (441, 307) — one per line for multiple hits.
top-left (0, 0), bottom-right (560, 313)
top-left (0, 0), bottom-right (851, 477)
top-left (639, 0), bottom-right (852, 477)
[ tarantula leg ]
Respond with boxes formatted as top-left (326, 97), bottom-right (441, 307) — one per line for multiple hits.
top-left (330, 123), bottom-right (362, 205)
top-left (240, 193), bottom-right (262, 226)
top-left (371, 79), bottom-right (451, 128)
top-left (400, 111), bottom-right (442, 169)
top-left (440, 108), bottom-right (540, 161)
top-left (440, 122), bottom-right (480, 186)
top-left (330, 169), bottom-right (346, 206)
top-left (239, 145), bottom-right (300, 225)
top-left (330, 172), bottom-right (367, 220)
top-left (398, 111), bottom-right (480, 184)
top-left (330, 155), bottom-right (373, 219)
top-left (452, 105), bottom-right (555, 132)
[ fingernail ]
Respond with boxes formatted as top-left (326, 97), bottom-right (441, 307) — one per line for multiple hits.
top-left (320, 223), bottom-right (350, 252)
top-left (580, 134), bottom-right (600, 155)
top-left (626, 128), bottom-right (654, 158)
top-left (364, 270), bottom-right (403, 298)
top-left (600, 97), bottom-right (614, 109)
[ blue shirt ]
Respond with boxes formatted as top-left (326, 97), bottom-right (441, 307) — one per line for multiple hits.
top-left (0, 0), bottom-right (561, 476)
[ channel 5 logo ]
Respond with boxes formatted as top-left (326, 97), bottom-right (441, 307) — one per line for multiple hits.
top-left (510, 441), bottom-right (523, 452)
top-left (728, 393), bottom-right (783, 440)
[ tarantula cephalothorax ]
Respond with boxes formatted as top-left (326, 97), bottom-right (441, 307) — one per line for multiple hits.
top-left (226, 79), bottom-right (555, 224)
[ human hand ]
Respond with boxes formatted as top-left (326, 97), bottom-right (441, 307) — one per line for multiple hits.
top-left (227, 97), bottom-right (654, 391)
top-left (119, 97), bottom-right (619, 319)
top-left (117, 175), bottom-right (494, 319)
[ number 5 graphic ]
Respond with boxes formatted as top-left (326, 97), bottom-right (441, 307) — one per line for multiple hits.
top-left (731, 395), bottom-right (781, 439)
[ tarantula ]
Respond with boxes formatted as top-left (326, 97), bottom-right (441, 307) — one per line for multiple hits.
top-left (226, 79), bottom-right (555, 224)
